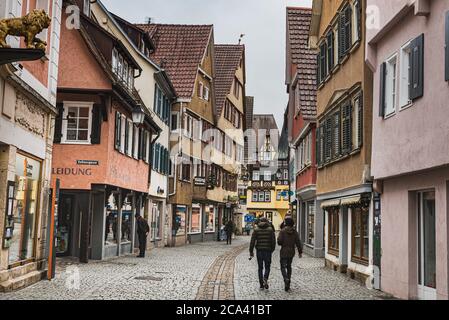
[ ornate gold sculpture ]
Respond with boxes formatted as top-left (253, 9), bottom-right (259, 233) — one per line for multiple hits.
top-left (0, 9), bottom-right (51, 50)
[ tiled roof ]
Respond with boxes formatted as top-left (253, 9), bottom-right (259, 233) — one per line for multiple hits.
top-left (287, 7), bottom-right (317, 119)
top-left (214, 44), bottom-right (244, 118)
top-left (245, 96), bottom-right (254, 130)
top-left (136, 24), bottom-right (213, 99)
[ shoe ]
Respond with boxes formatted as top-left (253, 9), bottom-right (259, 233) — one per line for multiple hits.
top-left (260, 284), bottom-right (264, 290)
top-left (263, 279), bottom-right (269, 290)
top-left (284, 279), bottom-right (291, 292)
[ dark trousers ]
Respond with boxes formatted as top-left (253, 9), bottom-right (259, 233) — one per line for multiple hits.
top-left (138, 233), bottom-right (147, 257)
top-left (226, 232), bottom-right (232, 244)
top-left (280, 257), bottom-right (293, 281)
top-left (256, 250), bottom-right (272, 284)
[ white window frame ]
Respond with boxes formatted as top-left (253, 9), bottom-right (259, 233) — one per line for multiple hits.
top-left (145, 132), bottom-right (151, 163)
top-left (119, 115), bottom-right (126, 153)
top-left (253, 171), bottom-right (260, 181)
top-left (264, 171), bottom-right (271, 181)
top-left (352, 0), bottom-right (360, 44)
top-left (184, 114), bottom-right (193, 139)
top-left (203, 86), bottom-right (210, 101)
top-left (125, 119), bottom-right (133, 156)
top-left (36, 0), bottom-right (50, 42)
top-left (198, 82), bottom-right (204, 99)
top-left (384, 54), bottom-right (398, 117)
top-left (61, 101), bottom-right (93, 145)
top-left (399, 41), bottom-right (413, 109)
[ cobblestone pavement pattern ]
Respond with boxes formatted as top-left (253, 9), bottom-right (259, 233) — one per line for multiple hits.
top-left (0, 236), bottom-right (388, 300)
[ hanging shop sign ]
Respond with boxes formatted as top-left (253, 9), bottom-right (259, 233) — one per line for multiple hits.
top-left (194, 177), bottom-right (206, 186)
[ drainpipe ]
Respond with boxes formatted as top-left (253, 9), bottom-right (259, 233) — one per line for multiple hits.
top-left (169, 101), bottom-right (183, 197)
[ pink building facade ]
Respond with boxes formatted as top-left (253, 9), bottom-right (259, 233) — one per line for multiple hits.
top-left (367, 0), bottom-right (449, 299)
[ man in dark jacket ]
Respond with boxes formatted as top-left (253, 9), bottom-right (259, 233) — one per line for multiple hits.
top-left (224, 219), bottom-right (235, 245)
top-left (136, 214), bottom-right (150, 258)
top-left (277, 217), bottom-right (303, 291)
top-left (249, 217), bottom-right (276, 290)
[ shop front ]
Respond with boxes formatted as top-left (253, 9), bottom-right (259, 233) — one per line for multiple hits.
top-left (320, 190), bottom-right (373, 285)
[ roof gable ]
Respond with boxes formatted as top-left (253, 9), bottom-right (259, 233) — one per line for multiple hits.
top-left (136, 23), bottom-right (213, 99)
top-left (214, 44), bottom-right (245, 118)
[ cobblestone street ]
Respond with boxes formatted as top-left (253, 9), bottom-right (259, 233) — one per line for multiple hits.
top-left (0, 236), bottom-right (387, 300)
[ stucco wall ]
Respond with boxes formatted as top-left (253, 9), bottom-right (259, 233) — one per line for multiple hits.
top-left (369, 0), bottom-right (449, 180)
top-left (316, 0), bottom-right (372, 196)
top-left (380, 167), bottom-right (449, 300)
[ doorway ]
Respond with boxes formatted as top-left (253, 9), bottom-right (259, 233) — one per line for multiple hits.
top-left (417, 190), bottom-right (436, 300)
top-left (56, 194), bottom-right (74, 256)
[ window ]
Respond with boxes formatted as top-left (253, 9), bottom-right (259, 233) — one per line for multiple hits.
top-left (351, 206), bottom-right (369, 263)
top-left (258, 192), bottom-right (265, 202)
top-left (252, 191), bottom-right (258, 202)
top-left (263, 171), bottom-right (271, 181)
top-left (379, 34), bottom-right (424, 118)
top-left (328, 208), bottom-right (340, 254)
top-left (399, 42), bottom-right (412, 108)
top-left (184, 114), bottom-right (193, 139)
top-left (327, 31), bottom-right (334, 72)
top-left (203, 86), bottom-right (210, 101)
top-left (307, 201), bottom-right (316, 246)
top-left (233, 78), bottom-right (241, 98)
top-left (193, 118), bottom-right (202, 141)
top-left (36, 0), bottom-right (49, 42)
top-left (8, 154), bottom-right (41, 264)
top-left (332, 111), bottom-right (340, 158)
top-left (189, 205), bottom-right (202, 234)
top-left (384, 54), bottom-right (397, 116)
top-left (62, 102), bottom-right (93, 144)
top-left (341, 101), bottom-right (352, 154)
top-left (264, 191), bottom-right (271, 202)
top-left (283, 169), bottom-right (289, 180)
top-left (180, 158), bottom-right (191, 182)
top-left (276, 191), bottom-right (282, 201)
top-left (171, 112), bottom-right (179, 131)
top-left (198, 82), bottom-right (204, 99)
top-left (339, 4), bottom-right (352, 58)
top-left (353, 95), bottom-right (363, 149)
top-left (112, 49), bottom-right (135, 90)
top-left (352, 0), bottom-right (361, 44)
top-left (224, 135), bottom-right (233, 157)
top-left (205, 205), bottom-right (215, 233)
top-left (319, 42), bottom-right (327, 81)
top-left (253, 171), bottom-right (260, 181)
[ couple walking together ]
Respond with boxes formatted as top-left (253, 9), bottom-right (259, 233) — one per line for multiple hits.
top-left (249, 216), bottom-right (302, 292)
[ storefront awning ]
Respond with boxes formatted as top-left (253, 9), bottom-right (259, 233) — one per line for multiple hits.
top-left (320, 199), bottom-right (341, 209)
top-left (341, 195), bottom-right (361, 206)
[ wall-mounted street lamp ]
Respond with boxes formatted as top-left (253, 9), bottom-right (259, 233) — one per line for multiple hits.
top-left (132, 104), bottom-right (145, 125)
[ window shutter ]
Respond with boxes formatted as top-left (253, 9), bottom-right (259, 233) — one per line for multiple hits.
top-left (410, 33), bottom-right (424, 100)
top-left (339, 13), bottom-right (346, 60)
top-left (342, 102), bottom-right (353, 154)
top-left (445, 11), bottom-right (449, 81)
top-left (138, 128), bottom-right (143, 159)
top-left (54, 103), bottom-right (64, 143)
top-left (327, 32), bottom-right (334, 71)
top-left (332, 111), bottom-right (340, 158)
top-left (316, 126), bottom-right (321, 166)
top-left (345, 5), bottom-right (352, 52)
top-left (356, 0), bottom-right (362, 41)
top-left (325, 117), bottom-right (332, 161)
top-left (90, 104), bottom-right (102, 144)
top-left (153, 84), bottom-right (158, 113)
top-left (379, 62), bottom-right (386, 117)
top-left (114, 112), bottom-right (121, 150)
top-left (357, 93), bottom-right (363, 148)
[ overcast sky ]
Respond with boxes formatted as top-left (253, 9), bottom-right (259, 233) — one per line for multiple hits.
top-left (102, 0), bottom-right (313, 128)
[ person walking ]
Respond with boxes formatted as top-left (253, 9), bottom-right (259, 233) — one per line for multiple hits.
top-left (136, 214), bottom-right (150, 258)
top-left (249, 217), bottom-right (276, 290)
top-left (277, 216), bottom-right (303, 291)
top-left (225, 219), bottom-right (235, 245)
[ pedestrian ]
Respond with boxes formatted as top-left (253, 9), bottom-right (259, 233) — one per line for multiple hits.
top-left (225, 219), bottom-right (234, 245)
top-left (245, 223), bottom-right (251, 236)
top-left (280, 213), bottom-right (293, 230)
top-left (249, 217), bottom-right (276, 290)
top-left (277, 216), bottom-right (303, 291)
top-left (136, 214), bottom-right (150, 258)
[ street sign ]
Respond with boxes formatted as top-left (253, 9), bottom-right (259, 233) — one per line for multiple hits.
top-left (244, 214), bottom-right (255, 223)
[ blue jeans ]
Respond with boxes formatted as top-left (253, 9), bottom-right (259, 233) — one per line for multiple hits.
top-left (257, 250), bottom-right (272, 284)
